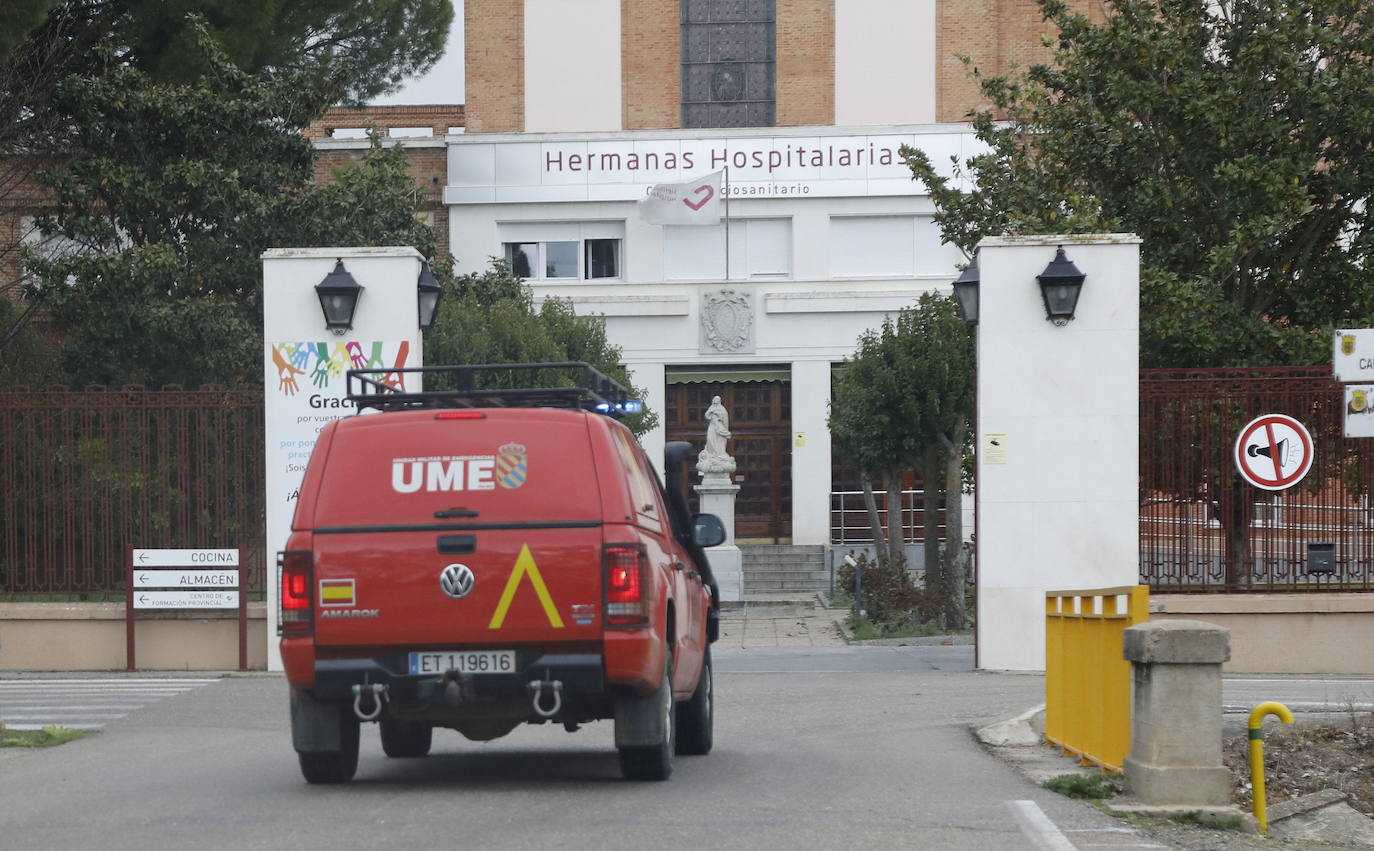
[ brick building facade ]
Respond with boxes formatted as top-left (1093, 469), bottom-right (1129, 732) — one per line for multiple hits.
top-left (461, 0), bottom-right (1093, 132)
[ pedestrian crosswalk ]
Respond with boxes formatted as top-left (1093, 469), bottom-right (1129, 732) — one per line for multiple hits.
top-left (0, 678), bottom-right (219, 731)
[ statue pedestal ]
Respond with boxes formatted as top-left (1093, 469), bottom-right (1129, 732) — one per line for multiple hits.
top-left (695, 474), bottom-right (742, 602)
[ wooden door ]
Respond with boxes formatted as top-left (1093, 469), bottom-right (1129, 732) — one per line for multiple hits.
top-left (665, 380), bottom-right (792, 542)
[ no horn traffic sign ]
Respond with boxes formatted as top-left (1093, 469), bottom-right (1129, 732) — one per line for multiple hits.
top-left (1234, 414), bottom-right (1314, 491)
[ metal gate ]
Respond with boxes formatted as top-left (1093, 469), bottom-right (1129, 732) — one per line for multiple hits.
top-left (0, 387), bottom-right (266, 596)
top-left (1140, 367), bottom-right (1374, 592)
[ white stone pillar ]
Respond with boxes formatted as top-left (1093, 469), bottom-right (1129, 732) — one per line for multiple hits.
top-left (261, 247), bottom-right (426, 670)
top-left (975, 235), bottom-right (1140, 671)
top-left (629, 361), bottom-right (667, 479)
top-left (696, 477), bottom-right (743, 601)
top-left (790, 359), bottom-right (833, 546)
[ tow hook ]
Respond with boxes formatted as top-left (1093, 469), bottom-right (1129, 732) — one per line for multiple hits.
top-left (351, 683), bottom-right (389, 721)
top-left (528, 680), bottom-right (563, 719)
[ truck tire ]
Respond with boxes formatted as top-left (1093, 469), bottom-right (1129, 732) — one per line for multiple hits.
top-left (617, 659), bottom-right (675, 781)
top-left (380, 715), bottom-right (433, 758)
top-left (675, 648), bottom-right (713, 755)
top-left (297, 710), bottom-right (360, 784)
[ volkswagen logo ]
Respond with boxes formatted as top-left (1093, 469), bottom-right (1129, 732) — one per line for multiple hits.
top-left (439, 563), bottom-right (475, 599)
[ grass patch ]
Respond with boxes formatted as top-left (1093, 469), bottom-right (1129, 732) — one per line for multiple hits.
top-left (1043, 773), bottom-right (1124, 799)
top-left (0, 725), bottom-right (91, 748)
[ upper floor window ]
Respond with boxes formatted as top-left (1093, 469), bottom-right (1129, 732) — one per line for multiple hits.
top-left (499, 221), bottom-right (624, 281)
top-left (681, 0), bottom-right (776, 129)
top-left (829, 215), bottom-right (964, 279)
top-left (664, 217), bottom-right (791, 280)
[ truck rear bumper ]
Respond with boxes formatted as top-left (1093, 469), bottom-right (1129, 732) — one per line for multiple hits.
top-left (312, 652), bottom-right (604, 705)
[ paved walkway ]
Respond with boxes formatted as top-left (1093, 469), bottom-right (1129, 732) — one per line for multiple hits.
top-left (716, 596), bottom-right (847, 648)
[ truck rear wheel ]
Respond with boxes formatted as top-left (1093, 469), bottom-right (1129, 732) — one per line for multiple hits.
top-left (380, 715), bottom-right (433, 758)
top-left (617, 660), bottom-right (675, 781)
top-left (675, 648), bottom-right (713, 756)
top-left (297, 712), bottom-right (359, 784)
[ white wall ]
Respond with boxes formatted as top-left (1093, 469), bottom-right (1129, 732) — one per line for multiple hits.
top-left (835, 0), bottom-right (937, 125)
top-left (974, 235), bottom-right (1141, 672)
top-left (261, 247), bottom-right (426, 670)
top-left (524, 0), bottom-right (622, 132)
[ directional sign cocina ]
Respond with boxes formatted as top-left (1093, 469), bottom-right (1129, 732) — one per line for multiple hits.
top-left (132, 549), bottom-right (239, 567)
top-left (1234, 414), bottom-right (1314, 491)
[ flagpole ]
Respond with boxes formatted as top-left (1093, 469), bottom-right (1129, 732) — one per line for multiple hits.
top-left (723, 167), bottom-right (731, 281)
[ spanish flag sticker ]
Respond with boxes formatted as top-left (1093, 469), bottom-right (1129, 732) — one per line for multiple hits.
top-left (320, 579), bottom-right (356, 607)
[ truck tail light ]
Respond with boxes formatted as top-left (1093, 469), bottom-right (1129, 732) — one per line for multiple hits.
top-left (278, 551), bottom-right (313, 636)
top-left (604, 544), bottom-right (649, 627)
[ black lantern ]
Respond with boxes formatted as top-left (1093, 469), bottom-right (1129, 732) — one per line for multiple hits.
top-left (952, 252), bottom-right (980, 325)
top-left (1036, 246), bottom-right (1086, 326)
top-left (417, 260), bottom-right (442, 330)
top-left (315, 259), bottom-right (363, 334)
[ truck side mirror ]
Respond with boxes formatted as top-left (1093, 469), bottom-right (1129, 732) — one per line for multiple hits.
top-left (692, 513), bottom-right (726, 548)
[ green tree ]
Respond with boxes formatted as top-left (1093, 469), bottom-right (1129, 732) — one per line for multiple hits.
top-left (830, 294), bottom-right (975, 627)
top-left (21, 35), bottom-right (435, 388)
top-left (0, 0), bottom-right (58, 61)
top-left (424, 261), bottom-right (660, 436)
top-left (904, 0), bottom-right (1374, 367)
top-left (2, 0), bottom-right (450, 105)
top-left (0, 2), bottom-right (452, 348)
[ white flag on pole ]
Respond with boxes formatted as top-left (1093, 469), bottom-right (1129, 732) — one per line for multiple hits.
top-left (637, 170), bottom-right (724, 226)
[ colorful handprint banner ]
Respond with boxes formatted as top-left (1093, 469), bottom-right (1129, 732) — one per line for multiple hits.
top-left (264, 339), bottom-right (411, 556)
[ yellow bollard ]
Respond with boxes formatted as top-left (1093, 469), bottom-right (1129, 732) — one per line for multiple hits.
top-left (1248, 701), bottom-right (1295, 835)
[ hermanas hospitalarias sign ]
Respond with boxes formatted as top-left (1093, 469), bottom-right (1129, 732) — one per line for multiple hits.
top-left (638, 171), bottom-right (722, 225)
top-left (444, 129), bottom-right (985, 203)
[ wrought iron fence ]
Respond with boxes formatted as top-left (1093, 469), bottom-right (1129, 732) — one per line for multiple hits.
top-left (0, 387), bottom-right (265, 596)
top-left (1140, 367), bottom-right (1374, 592)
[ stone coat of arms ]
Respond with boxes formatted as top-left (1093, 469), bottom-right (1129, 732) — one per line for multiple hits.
top-left (699, 288), bottom-right (754, 354)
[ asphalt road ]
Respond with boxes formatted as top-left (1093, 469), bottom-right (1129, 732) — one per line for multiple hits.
top-left (0, 646), bottom-right (1157, 851)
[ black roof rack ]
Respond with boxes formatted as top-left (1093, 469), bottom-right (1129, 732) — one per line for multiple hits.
top-left (346, 362), bottom-right (642, 417)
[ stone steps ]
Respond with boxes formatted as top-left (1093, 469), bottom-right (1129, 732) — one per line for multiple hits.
top-left (741, 545), bottom-right (829, 595)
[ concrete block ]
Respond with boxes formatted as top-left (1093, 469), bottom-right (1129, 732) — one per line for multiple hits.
top-left (976, 704), bottom-right (1046, 747)
top-left (1124, 619), bottom-right (1230, 665)
top-left (1269, 790), bottom-right (1374, 845)
top-left (1123, 757), bottom-right (1233, 807)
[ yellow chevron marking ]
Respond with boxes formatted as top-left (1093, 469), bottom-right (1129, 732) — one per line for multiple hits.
top-left (488, 545), bottom-right (564, 629)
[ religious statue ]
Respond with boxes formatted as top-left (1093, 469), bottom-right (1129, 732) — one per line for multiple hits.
top-left (697, 395), bottom-right (736, 477)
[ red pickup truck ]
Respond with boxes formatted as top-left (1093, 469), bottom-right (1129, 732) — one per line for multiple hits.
top-left (278, 363), bottom-right (723, 783)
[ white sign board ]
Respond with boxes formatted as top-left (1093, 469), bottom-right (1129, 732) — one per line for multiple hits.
top-left (445, 130), bottom-right (988, 204)
top-left (263, 340), bottom-right (409, 569)
top-left (133, 590), bottom-right (239, 609)
top-left (133, 570), bottom-right (239, 589)
top-left (1334, 329), bottom-right (1374, 382)
top-left (132, 548), bottom-right (239, 567)
top-left (1345, 386), bottom-right (1374, 438)
top-left (1234, 414), bottom-right (1314, 491)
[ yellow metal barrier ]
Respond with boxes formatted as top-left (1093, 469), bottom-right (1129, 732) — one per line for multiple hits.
top-left (1044, 585), bottom-right (1149, 772)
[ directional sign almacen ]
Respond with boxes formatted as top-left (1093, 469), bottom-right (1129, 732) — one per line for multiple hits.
top-left (1234, 414), bottom-right (1314, 491)
top-left (133, 570), bottom-right (238, 589)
